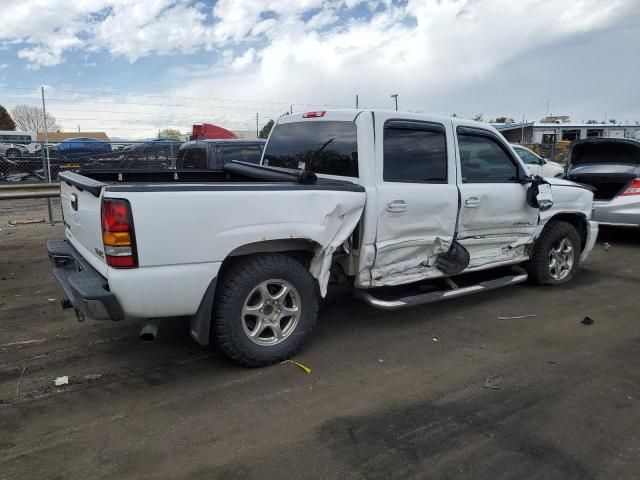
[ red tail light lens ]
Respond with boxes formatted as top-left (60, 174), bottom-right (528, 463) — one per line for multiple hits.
top-left (302, 111), bottom-right (326, 118)
top-left (101, 198), bottom-right (138, 268)
top-left (621, 178), bottom-right (640, 196)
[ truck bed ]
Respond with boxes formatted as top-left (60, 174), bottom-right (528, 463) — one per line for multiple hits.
top-left (64, 161), bottom-right (363, 196)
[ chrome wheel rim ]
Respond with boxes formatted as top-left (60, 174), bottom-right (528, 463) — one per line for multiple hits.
top-left (241, 279), bottom-right (301, 346)
top-left (548, 237), bottom-right (575, 281)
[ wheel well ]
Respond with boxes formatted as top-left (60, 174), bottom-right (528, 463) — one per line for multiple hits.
top-left (545, 213), bottom-right (587, 251)
top-left (223, 239), bottom-right (320, 270)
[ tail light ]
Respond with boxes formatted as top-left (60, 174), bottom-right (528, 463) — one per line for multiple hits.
top-left (620, 178), bottom-right (640, 196)
top-left (101, 198), bottom-right (138, 268)
top-left (302, 111), bottom-right (326, 118)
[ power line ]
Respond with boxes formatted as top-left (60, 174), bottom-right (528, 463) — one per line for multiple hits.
top-left (55, 117), bottom-right (252, 127)
top-left (0, 85), bottom-right (354, 109)
top-left (1, 89), bottom-right (487, 117)
top-left (0, 95), bottom-right (290, 113)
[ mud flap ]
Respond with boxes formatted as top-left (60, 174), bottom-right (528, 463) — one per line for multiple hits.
top-left (189, 277), bottom-right (217, 346)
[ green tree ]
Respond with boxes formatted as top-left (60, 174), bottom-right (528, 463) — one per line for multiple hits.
top-left (608, 119), bottom-right (617, 124)
top-left (259, 119), bottom-right (274, 139)
top-left (159, 128), bottom-right (182, 140)
top-left (0, 105), bottom-right (16, 130)
top-left (493, 116), bottom-right (515, 123)
top-left (586, 119), bottom-right (599, 124)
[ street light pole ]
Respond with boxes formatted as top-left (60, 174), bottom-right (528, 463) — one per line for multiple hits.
top-left (390, 94), bottom-right (398, 111)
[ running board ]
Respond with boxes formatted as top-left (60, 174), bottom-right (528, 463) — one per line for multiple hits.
top-left (354, 271), bottom-right (528, 311)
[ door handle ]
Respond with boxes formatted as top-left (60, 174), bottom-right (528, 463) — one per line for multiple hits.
top-left (387, 199), bottom-right (407, 213)
top-left (464, 196), bottom-right (480, 208)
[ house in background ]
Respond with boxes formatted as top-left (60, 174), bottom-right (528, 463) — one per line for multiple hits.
top-left (493, 121), bottom-right (640, 144)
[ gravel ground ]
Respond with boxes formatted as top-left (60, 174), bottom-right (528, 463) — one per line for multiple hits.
top-left (1, 200), bottom-right (639, 480)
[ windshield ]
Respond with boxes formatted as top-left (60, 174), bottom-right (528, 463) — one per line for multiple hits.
top-left (263, 121), bottom-right (358, 178)
top-left (514, 147), bottom-right (540, 165)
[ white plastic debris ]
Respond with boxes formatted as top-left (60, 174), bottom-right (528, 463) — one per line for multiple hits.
top-left (47, 298), bottom-right (56, 302)
top-left (54, 376), bottom-right (69, 386)
top-left (84, 374), bottom-right (102, 381)
top-left (497, 314), bottom-right (537, 320)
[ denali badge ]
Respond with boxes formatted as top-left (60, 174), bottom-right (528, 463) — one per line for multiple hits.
top-left (70, 193), bottom-right (78, 211)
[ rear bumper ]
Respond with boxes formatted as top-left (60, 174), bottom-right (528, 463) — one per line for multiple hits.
top-left (592, 196), bottom-right (640, 226)
top-left (47, 240), bottom-right (124, 321)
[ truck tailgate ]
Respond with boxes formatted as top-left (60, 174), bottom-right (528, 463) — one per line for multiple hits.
top-left (59, 172), bottom-right (108, 275)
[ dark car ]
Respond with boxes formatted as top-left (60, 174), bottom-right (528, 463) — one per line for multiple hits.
top-left (104, 139), bottom-right (183, 169)
top-left (566, 137), bottom-right (640, 226)
top-left (54, 137), bottom-right (112, 159)
top-left (121, 138), bottom-right (182, 160)
top-left (176, 139), bottom-right (266, 170)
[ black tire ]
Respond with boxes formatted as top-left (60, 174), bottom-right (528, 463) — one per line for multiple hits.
top-left (213, 254), bottom-right (319, 367)
top-left (6, 149), bottom-right (21, 158)
top-left (526, 221), bottom-right (581, 285)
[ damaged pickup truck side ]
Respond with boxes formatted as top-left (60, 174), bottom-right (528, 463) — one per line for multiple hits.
top-left (48, 110), bottom-right (598, 367)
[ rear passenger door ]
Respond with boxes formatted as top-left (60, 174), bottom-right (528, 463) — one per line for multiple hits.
top-left (454, 125), bottom-right (538, 267)
top-left (372, 116), bottom-right (459, 284)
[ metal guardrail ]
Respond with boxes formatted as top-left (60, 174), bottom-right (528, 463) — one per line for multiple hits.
top-left (0, 183), bottom-right (60, 200)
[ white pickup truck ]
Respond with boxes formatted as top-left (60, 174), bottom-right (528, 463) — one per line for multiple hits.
top-left (48, 109), bottom-right (598, 367)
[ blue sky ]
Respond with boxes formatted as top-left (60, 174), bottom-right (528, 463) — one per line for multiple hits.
top-left (1, 0), bottom-right (638, 138)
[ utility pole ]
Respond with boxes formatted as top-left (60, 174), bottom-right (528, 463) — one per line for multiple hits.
top-left (521, 114), bottom-right (525, 143)
top-left (290, 104), bottom-right (293, 115)
top-left (77, 125), bottom-right (80, 133)
top-left (390, 94), bottom-right (398, 111)
top-left (355, 94), bottom-right (359, 109)
top-left (40, 86), bottom-right (53, 223)
top-left (544, 98), bottom-right (550, 120)
top-left (256, 113), bottom-right (259, 138)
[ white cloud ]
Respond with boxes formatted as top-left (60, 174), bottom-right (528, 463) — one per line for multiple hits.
top-left (0, 64), bottom-right (8, 70)
top-left (1, 0), bottom-right (637, 138)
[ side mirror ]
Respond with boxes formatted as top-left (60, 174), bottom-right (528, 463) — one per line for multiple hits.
top-left (540, 158), bottom-right (548, 165)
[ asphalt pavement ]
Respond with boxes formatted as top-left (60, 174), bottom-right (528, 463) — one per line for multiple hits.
top-left (1, 201), bottom-right (639, 480)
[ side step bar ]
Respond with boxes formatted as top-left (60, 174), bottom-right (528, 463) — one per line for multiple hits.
top-left (354, 271), bottom-right (528, 311)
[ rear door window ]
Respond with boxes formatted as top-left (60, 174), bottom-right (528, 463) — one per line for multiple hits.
top-left (220, 145), bottom-right (263, 165)
top-left (383, 124), bottom-right (447, 182)
top-left (180, 148), bottom-right (207, 169)
top-left (263, 121), bottom-right (358, 177)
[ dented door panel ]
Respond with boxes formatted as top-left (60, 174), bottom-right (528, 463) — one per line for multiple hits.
top-left (370, 112), bottom-right (459, 286)
top-left (454, 122), bottom-right (538, 265)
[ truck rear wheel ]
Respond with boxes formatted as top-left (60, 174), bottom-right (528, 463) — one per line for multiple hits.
top-left (526, 221), bottom-right (581, 285)
top-left (213, 254), bottom-right (319, 367)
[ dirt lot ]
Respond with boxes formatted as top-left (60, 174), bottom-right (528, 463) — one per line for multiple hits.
top-left (1, 199), bottom-right (639, 480)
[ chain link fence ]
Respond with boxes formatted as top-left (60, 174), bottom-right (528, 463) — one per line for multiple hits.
top-left (523, 141), bottom-right (573, 166)
top-left (1, 140), bottom-right (182, 183)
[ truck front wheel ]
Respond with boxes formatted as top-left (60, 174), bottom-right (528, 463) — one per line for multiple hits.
top-left (526, 221), bottom-right (582, 285)
top-left (213, 254), bottom-right (319, 367)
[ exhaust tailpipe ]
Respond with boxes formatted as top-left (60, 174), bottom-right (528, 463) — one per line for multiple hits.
top-left (140, 323), bottom-right (158, 342)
